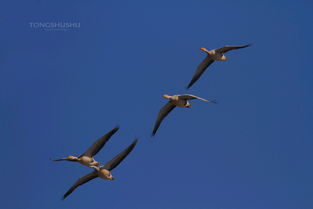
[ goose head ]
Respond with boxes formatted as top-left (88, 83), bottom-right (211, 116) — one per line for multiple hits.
top-left (162, 94), bottom-right (171, 99)
top-left (200, 47), bottom-right (210, 53)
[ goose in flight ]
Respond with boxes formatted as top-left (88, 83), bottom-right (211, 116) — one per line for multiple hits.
top-left (62, 138), bottom-right (138, 199)
top-left (187, 44), bottom-right (250, 89)
top-left (52, 126), bottom-right (119, 167)
top-left (151, 94), bottom-right (216, 136)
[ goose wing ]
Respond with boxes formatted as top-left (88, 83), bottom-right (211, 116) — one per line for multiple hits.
top-left (151, 102), bottom-right (176, 136)
top-left (178, 94), bottom-right (217, 103)
top-left (51, 158), bottom-right (77, 162)
top-left (187, 55), bottom-right (214, 89)
top-left (216, 44), bottom-right (250, 53)
top-left (62, 171), bottom-right (98, 199)
top-left (80, 126), bottom-right (119, 157)
top-left (102, 139), bottom-right (138, 171)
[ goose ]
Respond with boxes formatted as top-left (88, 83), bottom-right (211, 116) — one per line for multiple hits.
top-left (53, 126), bottom-right (119, 167)
top-left (151, 94), bottom-right (216, 136)
top-left (62, 138), bottom-right (138, 199)
top-left (187, 44), bottom-right (250, 89)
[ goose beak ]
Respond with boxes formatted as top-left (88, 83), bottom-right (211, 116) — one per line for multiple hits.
top-left (200, 48), bottom-right (208, 53)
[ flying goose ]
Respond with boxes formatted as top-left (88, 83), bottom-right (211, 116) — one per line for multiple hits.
top-left (187, 44), bottom-right (250, 89)
top-left (151, 94), bottom-right (216, 136)
top-left (53, 126), bottom-right (119, 167)
top-left (62, 138), bottom-right (138, 199)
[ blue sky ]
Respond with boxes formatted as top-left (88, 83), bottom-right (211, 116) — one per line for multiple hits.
top-left (1, 0), bottom-right (313, 209)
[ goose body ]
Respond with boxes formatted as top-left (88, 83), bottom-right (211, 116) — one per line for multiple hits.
top-left (97, 168), bottom-right (114, 180)
top-left (163, 94), bottom-right (191, 107)
top-left (78, 156), bottom-right (99, 167)
top-left (204, 48), bottom-right (228, 61)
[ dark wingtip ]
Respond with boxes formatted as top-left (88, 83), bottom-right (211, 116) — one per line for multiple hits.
top-left (127, 138), bottom-right (138, 151)
top-left (51, 158), bottom-right (61, 161)
top-left (106, 126), bottom-right (120, 136)
top-left (133, 138), bottom-right (139, 144)
top-left (113, 125), bottom-right (120, 131)
top-left (211, 100), bottom-right (218, 104)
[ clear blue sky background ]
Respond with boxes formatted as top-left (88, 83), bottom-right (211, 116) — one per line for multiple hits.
top-left (1, 0), bottom-right (313, 209)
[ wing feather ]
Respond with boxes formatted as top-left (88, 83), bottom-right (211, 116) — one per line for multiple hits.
top-left (216, 44), bottom-right (250, 53)
top-left (81, 126), bottom-right (119, 157)
top-left (102, 139), bottom-right (138, 171)
top-left (62, 171), bottom-right (98, 199)
top-left (178, 94), bottom-right (217, 103)
top-left (151, 102), bottom-right (176, 136)
top-left (187, 55), bottom-right (214, 89)
top-left (52, 158), bottom-right (77, 162)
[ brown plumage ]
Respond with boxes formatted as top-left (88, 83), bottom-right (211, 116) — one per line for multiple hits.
top-left (62, 139), bottom-right (138, 199)
top-left (187, 44), bottom-right (250, 89)
top-left (151, 94), bottom-right (217, 136)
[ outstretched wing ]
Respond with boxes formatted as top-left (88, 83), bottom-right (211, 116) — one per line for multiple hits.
top-left (102, 139), bottom-right (138, 171)
top-left (80, 126), bottom-right (120, 157)
top-left (62, 171), bottom-right (98, 200)
top-left (216, 44), bottom-right (250, 53)
top-left (187, 55), bottom-right (214, 89)
top-left (151, 102), bottom-right (176, 136)
top-left (51, 158), bottom-right (77, 162)
top-left (178, 94), bottom-right (217, 103)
